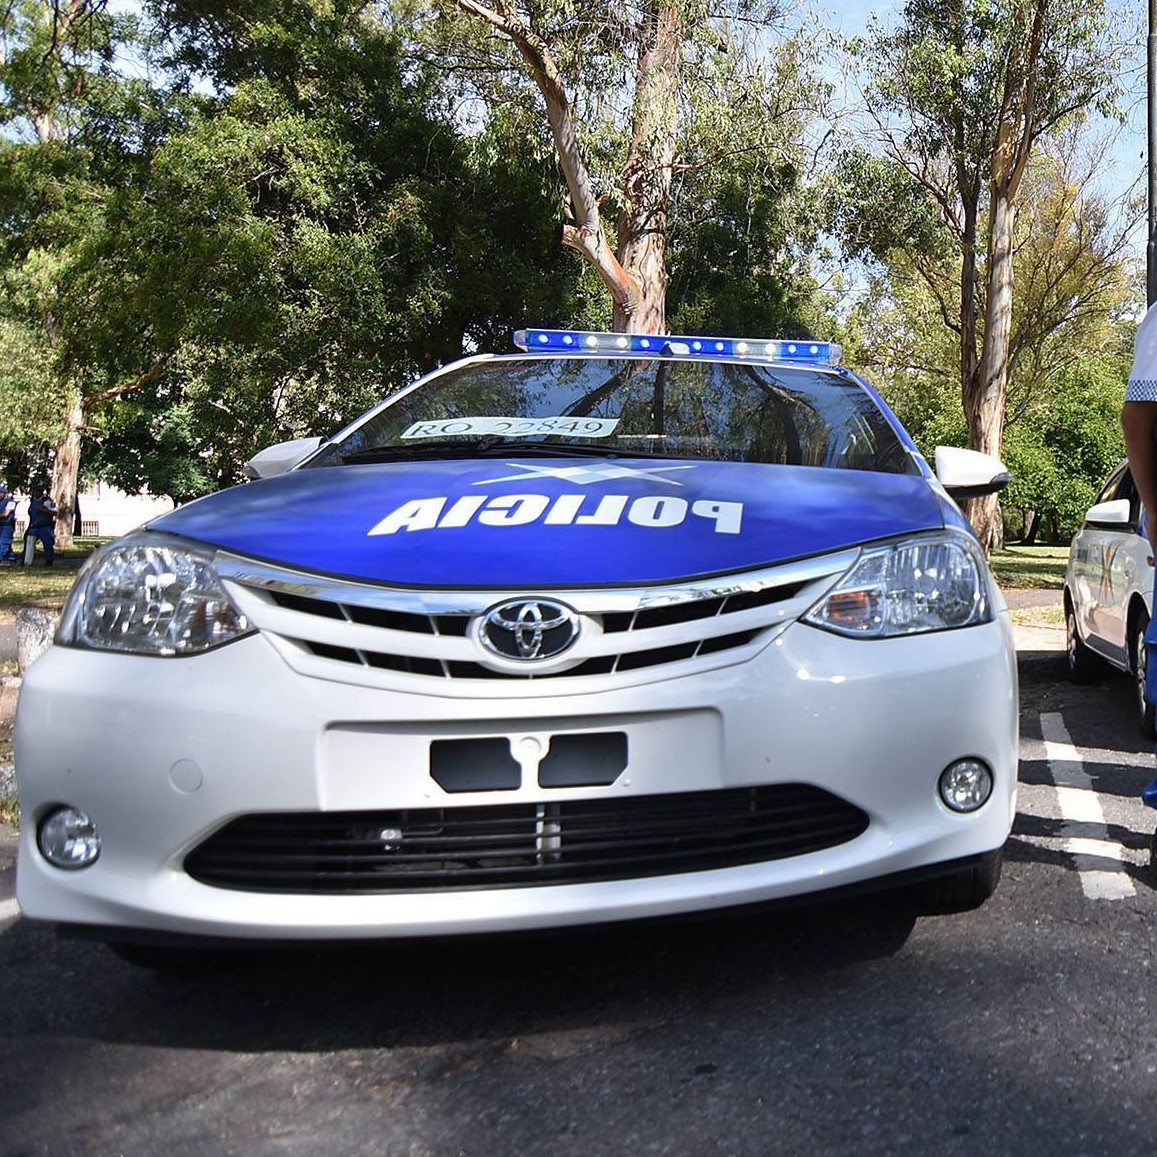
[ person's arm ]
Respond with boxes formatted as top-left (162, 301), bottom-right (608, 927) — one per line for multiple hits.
top-left (1123, 400), bottom-right (1157, 561)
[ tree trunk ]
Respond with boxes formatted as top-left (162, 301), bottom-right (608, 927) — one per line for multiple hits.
top-left (960, 0), bottom-right (1046, 553)
top-left (51, 395), bottom-right (84, 550)
top-left (964, 188), bottom-right (1017, 553)
top-left (450, 0), bottom-right (682, 335)
top-left (614, 0), bottom-right (682, 335)
top-left (958, 185), bottom-right (981, 410)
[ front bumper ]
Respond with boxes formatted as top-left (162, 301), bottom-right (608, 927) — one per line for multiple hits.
top-left (15, 613), bottom-right (1018, 940)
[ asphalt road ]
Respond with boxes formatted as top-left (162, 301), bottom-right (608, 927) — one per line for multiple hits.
top-left (3, 616), bottom-right (1157, 1157)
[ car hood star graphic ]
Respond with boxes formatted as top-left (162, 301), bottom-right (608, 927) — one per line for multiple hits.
top-left (477, 462), bottom-right (696, 486)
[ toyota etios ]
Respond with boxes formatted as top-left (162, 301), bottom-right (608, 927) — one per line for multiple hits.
top-left (16, 330), bottom-right (1018, 964)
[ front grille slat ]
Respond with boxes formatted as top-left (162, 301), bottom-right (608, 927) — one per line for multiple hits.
top-left (185, 786), bottom-right (869, 894)
top-left (300, 635), bottom-right (764, 680)
top-left (226, 553), bottom-right (854, 684)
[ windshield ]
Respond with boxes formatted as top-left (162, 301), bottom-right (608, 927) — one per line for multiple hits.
top-left (304, 356), bottom-right (919, 475)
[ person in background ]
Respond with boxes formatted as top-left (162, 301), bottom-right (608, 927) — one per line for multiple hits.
top-left (22, 485), bottom-right (57, 567)
top-left (0, 486), bottom-right (18, 563)
top-left (1122, 305), bottom-right (1157, 817)
top-left (1123, 304), bottom-right (1157, 565)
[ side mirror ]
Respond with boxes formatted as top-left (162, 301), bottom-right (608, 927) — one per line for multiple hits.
top-left (933, 446), bottom-right (1012, 499)
top-left (1083, 497), bottom-right (1132, 527)
top-left (243, 437), bottom-right (324, 481)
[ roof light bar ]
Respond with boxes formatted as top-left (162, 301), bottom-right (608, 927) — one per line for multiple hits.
top-left (512, 328), bottom-right (842, 365)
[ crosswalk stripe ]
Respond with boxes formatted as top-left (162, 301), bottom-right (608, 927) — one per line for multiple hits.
top-left (1041, 711), bottom-right (1136, 900)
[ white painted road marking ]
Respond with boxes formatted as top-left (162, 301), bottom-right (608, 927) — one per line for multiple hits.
top-left (0, 896), bottom-right (19, 927)
top-left (1040, 711), bottom-right (1136, 900)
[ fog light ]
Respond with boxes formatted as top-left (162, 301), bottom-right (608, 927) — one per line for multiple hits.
top-left (37, 807), bottom-right (101, 869)
top-left (938, 760), bottom-right (993, 813)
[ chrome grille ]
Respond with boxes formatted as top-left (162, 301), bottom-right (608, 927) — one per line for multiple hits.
top-left (217, 549), bottom-right (856, 687)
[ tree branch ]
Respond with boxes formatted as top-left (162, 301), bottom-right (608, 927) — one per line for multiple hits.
top-left (86, 358), bottom-right (169, 408)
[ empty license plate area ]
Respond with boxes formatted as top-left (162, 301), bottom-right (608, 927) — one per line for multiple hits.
top-left (320, 710), bottom-right (722, 809)
top-left (430, 732), bottom-right (629, 792)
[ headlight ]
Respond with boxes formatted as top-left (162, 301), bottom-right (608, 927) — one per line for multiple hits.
top-left (57, 533), bottom-right (252, 656)
top-left (802, 531), bottom-right (993, 638)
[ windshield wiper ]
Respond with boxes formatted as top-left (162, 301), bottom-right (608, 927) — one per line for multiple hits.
top-left (339, 438), bottom-right (666, 465)
top-left (340, 438), bottom-right (502, 464)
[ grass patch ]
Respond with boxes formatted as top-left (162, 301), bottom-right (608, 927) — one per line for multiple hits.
top-left (989, 544), bottom-right (1068, 590)
top-left (0, 797), bottom-right (17, 828)
top-left (1009, 604), bottom-right (1065, 628)
top-left (0, 535), bottom-right (109, 612)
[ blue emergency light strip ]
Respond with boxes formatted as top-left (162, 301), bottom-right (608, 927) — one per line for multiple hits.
top-left (512, 328), bottom-right (842, 365)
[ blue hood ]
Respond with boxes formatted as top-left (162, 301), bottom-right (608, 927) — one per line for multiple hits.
top-left (149, 459), bottom-right (952, 587)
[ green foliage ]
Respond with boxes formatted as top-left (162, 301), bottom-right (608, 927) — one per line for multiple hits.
top-left (828, 149), bottom-right (953, 265)
top-left (1001, 353), bottom-right (1126, 541)
top-left (666, 33), bottom-right (824, 337)
top-left (837, 264), bottom-right (968, 455)
top-left (0, 1), bottom-right (140, 135)
top-left (0, 314), bottom-right (65, 441)
top-left (834, 114), bottom-right (1136, 547)
top-left (854, 0), bottom-right (1120, 172)
top-left (2, 0), bottom-right (596, 499)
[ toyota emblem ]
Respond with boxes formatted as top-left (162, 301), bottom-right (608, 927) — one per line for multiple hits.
top-left (479, 599), bottom-right (580, 661)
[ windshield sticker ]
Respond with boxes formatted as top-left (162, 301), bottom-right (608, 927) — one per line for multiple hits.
top-left (401, 417), bottom-right (620, 440)
top-left (368, 494), bottom-right (744, 536)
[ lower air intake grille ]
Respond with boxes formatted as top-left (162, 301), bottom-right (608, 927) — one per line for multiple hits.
top-left (184, 785), bottom-right (869, 894)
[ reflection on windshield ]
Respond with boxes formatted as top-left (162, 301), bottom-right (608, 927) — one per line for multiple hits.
top-left (305, 357), bottom-right (917, 475)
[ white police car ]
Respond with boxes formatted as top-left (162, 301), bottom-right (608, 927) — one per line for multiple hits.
top-left (1064, 460), bottom-right (1156, 735)
top-left (15, 329), bottom-right (1018, 964)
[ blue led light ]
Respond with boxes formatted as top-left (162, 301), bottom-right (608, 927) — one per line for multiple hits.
top-left (512, 328), bottom-right (842, 365)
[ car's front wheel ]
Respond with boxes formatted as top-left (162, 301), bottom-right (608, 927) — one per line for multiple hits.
top-left (914, 847), bottom-right (1003, 914)
top-left (1065, 597), bottom-right (1103, 683)
top-left (1130, 609), bottom-right (1157, 739)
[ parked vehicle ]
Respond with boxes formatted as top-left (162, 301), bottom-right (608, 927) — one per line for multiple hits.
top-left (1064, 460), bottom-right (1156, 736)
top-left (16, 329), bottom-right (1018, 966)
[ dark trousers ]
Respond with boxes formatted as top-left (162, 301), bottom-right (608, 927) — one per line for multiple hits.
top-left (23, 527), bottom-right (54, 565)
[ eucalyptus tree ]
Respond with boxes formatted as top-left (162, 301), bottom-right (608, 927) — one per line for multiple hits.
top-left (403, 0), bottom-right (822, 335)
top-left (665, 33), bottom-right (827, 337)
top-left (840, 0), bottom-right (1122, 550)
top-left (840, 132), bottom-right (1136, 544)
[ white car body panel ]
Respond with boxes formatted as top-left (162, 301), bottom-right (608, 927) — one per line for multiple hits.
top-left (1066, 463), bottom-right (1154, 673)
top-left (16, 609), bottom-right (1017, 939)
